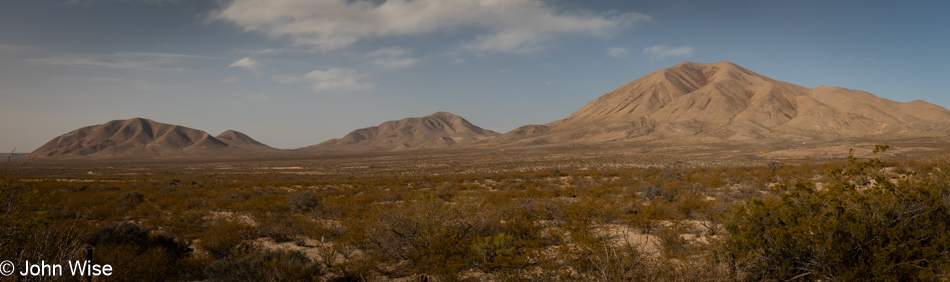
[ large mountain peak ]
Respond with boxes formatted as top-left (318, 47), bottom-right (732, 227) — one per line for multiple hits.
top-left (521, 61), bottom-right (950, 144)
top-left (563, 61), bottom-right (800, 124)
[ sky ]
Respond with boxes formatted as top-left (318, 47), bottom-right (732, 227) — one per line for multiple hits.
top-left (1, 0), bottom-right (949, 151)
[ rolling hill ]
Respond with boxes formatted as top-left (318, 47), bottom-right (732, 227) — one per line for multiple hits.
top-left (30, 118), bottom-right (274, 159)
top-left (301, 111), bottom-right (499, 153)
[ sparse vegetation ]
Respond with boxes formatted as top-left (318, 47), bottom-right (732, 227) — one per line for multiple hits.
top-left (2, 146), bottom-right (948, 280)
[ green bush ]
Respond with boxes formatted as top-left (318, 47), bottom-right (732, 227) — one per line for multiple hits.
top-left (472, 233), bottom-right (516, 271)
top-left (720, 146), bottom-right (950, 280)
top-left (287, 191), bottom-right (320, 214)
top-left (199, 221), bottom-right (251, 259)
top-left (360, 193), bottom-right (485, 279)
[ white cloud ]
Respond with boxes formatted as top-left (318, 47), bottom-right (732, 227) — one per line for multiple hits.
top-left (273, 68), bottom-right (374, 92)
top-left (606, 47), bottom-right (628, 58)
top-left (212, 0), bottom-right (650, 54)
top-left (643, 45), bottom-right (694, 59)
top-left (365, 47), bottom-right (417, 69)
top-left (228, 57), bottom-right (264, 74)
top-left (28, 52), bottom-right (208, 72)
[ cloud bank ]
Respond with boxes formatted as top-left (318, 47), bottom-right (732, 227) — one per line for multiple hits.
top-left (366, 47), bottom-right (416, 69)
top-left (643, 45), bottom-right (694, 59)
top-left (28, 52), bottom-right (207, 72)
top-left (273, 68), bottom-right (374, 92)
top-left (212, 0), bottom-right (649, 53)
top-left (606, 47), bottom-right (628, 58)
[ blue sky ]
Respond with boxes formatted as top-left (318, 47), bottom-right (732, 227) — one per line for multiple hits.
top-left (2, 0), bottom-right (948, 150)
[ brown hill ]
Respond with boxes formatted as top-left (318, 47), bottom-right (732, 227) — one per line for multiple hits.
top-left (496, 61), bottom-right (950, 145)
top-left (215, 130), bottom-right (273, 149)
top-left (303, 111), bottom-right (499, 152)
top-left (30, 118), bottom-right (272, 159)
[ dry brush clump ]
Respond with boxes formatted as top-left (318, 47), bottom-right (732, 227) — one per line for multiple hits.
top-left (720, 146), bottom-right (950, 281)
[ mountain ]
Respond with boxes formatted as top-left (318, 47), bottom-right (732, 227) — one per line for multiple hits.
top-left (30, 118), bottom-right (272, 159)
top-left (25, 62), bottom-right (950, 160)
top-left (496, 61), bottom-right (950, 145)
top-left (303, 111), bottom-right (499, 152)
top-left (215, 130), bottom-right (273, 150)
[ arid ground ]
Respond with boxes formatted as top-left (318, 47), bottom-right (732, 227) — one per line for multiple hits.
top-left (5, 139), bottom-right (950, 281)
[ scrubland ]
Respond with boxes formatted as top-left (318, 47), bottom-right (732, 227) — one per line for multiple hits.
top-left (2, 146), bottom-right (950, 281)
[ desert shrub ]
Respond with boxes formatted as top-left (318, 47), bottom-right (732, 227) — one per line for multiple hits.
top-left (627, 202), bottom-right (664, 235)
top-left (658, 170), bottom-right (684, 181)
top-left (295, 216), bottom-right (346, 242)
top-left (695, 200), bottom-right (730, 237)
top-left (287, 191), bottom-right (320, 213)
top-left (317, 242), bottom-right (377, 281)
top-left (121, 191), bottom-right (145, 208)
top-left (559, 219), bottom-right (647, 281)
top-left (87, 222), bottom-right (193, 280)
top-left (361, 193), bottom-right (485, 279)
top-left (87, 223), bottom-right (186, 256)
top-left (253, 213), bottom-right (302, 243)
top-left (655, 221), bottom-right (692, 259)
top-left (720, 146), bottom-right (950, 281)
top-left (672, 190), bottom-right (710, 218)
top-left (0, 158), bottom-right (90, 276)
top-left (639, 184), bottom-right (672, 202)
top-left (159, 186), bottom-right (177, 193)
top-left (472, 233), bottom-right (516, 271)
top-left (495, 198), bottom-right (550, 247)
top-left (199, 221), bottom-right (251, 259)
top-left (205, 248), bottom-right (323, 281)
top-left (0, 219), bottom-right (86, 280)
top-left (435, 183), bottom-right (456, 200)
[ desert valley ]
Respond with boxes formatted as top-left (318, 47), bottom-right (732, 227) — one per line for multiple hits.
top-left (5, 61), bottom-right (950, 281)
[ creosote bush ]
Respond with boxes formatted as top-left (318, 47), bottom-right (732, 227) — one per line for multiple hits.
top-left (88, 222), bottom-right (194, 280)
top-left (204, 245), bottom-right (323, 281)
top-left (359, 193), bottom-right (486, 279)
top-left (721, 145), bottom-right (950, 281)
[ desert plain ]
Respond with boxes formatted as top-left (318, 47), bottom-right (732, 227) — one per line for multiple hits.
top-left (5, 62), bottom-right (950, 281)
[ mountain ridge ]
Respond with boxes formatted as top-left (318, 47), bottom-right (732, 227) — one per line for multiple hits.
top-left (302, 111), bottom-right (500, 152)
top-left (26, 61), bottom-right (950, 160)
top-left (29, 118), bottom-right (274, 159)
